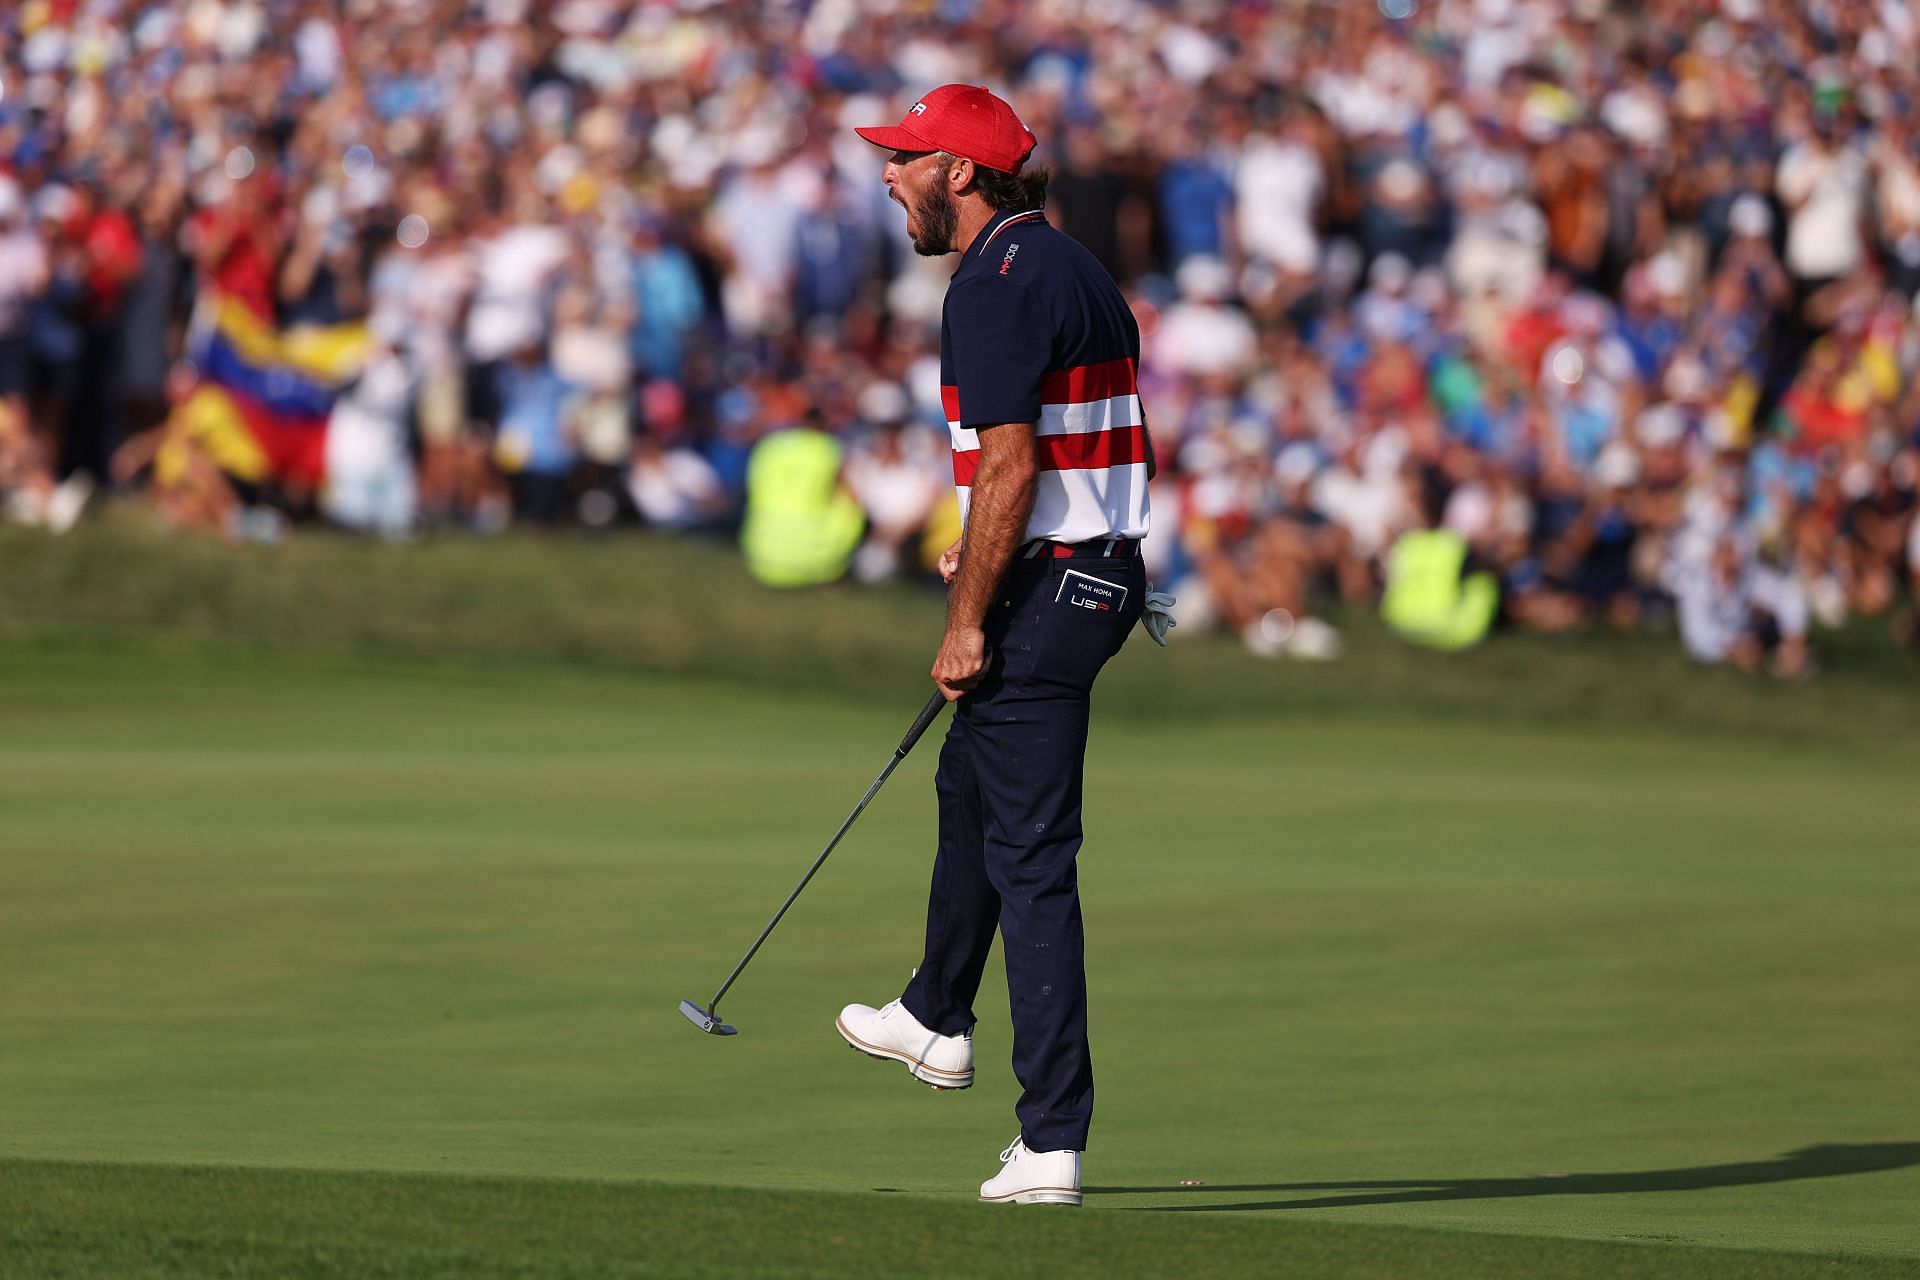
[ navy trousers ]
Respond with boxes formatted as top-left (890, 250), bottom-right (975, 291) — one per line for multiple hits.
top-left (901, 548), bottom-right (1145, 1153)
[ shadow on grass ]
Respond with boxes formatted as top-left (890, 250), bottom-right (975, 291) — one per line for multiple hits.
top-left (1091, 1144), bottom-right (1920, 1213)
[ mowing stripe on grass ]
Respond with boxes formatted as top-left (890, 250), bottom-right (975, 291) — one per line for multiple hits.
top-left (3, 1159), bottom-right (1912, 1280)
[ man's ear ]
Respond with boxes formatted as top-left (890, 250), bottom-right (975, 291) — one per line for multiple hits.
top-left (948, 155), bottom-right (975, 194)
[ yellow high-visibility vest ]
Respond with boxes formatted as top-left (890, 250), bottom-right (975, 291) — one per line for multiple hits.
top-left (1381, 529), bottom-right (1499, 650)
top-left (741, 428), bottom-right (864, 588)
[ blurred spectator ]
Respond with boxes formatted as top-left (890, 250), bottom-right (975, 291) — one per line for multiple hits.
top-left (492, 338), bottom-right (580, 526)
top-left (842, 384), bottom-right (943, 583)
top-left (322, 333), bottom-right (416, 539)
top-left (1156, 257), bottom-right (1258, 380)
top-left (1672, 530), bottom-right (1812, 677)
top-left (0, 176), bottom-right (49, 522)
top-left (627, 431), bottom-right (728, 532)
top-left (624, 215), bottom-right (706, 382)
top-left (741, 422), bottom-right (863, 588)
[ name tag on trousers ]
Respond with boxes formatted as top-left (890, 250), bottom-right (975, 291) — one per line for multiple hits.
top-left (1055, 570), bottom-right (1128, 614)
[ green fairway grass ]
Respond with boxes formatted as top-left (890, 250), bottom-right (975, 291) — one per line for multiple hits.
top-left (3, 522), bottom-right (1918, 1276)
top-left (6, 1160), bottom-right (1915, 1280)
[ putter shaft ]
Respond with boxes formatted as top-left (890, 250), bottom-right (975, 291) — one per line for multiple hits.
top-left (700, 691), bottom-right (947, 1018)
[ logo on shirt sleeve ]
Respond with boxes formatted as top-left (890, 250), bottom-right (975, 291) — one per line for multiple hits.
top-left (999, 243), bottom-right (1020, 276)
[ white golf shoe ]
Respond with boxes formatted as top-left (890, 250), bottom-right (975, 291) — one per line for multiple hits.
top-left (979, 1136), bottom-right (1082, 1206)
top-left (834, 999), bottom-right (973, 1090)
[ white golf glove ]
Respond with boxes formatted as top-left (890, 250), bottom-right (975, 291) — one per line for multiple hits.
top-left (1141, 587), bottom-right (1177, 647)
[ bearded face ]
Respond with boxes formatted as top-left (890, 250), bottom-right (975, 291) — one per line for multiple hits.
top-left (892, 155), bottom-right (959, 257)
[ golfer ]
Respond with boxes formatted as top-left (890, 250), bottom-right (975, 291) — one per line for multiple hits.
top-left (837, 84), bottom-right (1157, 1207)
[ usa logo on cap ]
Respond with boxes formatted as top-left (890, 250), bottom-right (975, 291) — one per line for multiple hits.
top-left (854, 84), bottom-right (1038, 174)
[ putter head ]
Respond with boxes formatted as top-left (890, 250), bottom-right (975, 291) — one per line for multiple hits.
top-left (678, 999), bottom-right (737, 1036)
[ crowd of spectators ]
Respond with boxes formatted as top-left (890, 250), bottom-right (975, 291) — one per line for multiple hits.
top-left (4, 0), bottom-right (1920, 673)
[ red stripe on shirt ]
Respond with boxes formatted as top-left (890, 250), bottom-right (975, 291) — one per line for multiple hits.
top-left (951, 424), bottom-right (1147, 487)
top-left (941, 359), bottom-right (1139, 425)
top-left (1040, 357), bottom-right (1137, 406)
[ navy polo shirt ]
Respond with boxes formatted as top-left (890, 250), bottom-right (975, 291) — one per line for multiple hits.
top-left (938, 207), bottom-right (1151, 542)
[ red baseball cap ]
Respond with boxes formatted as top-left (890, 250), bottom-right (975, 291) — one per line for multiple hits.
top-left (854, 84), bottom-right (1037, 174)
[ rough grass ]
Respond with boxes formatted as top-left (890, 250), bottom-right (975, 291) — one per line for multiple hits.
top-left (3, 508), bottom-right (1918, 742)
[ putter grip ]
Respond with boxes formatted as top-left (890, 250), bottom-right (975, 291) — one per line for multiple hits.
top-left (897, 690), bottom-right (948, 758)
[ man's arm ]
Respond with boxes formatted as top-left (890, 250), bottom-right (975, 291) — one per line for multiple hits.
top-left (932, 423), bottom-right (1037, 700)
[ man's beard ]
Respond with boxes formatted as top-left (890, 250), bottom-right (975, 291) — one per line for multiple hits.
top-left (910, 179), bottom-right (958, 256)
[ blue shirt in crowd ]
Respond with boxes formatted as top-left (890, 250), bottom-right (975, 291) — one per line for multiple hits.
top-left (494, 362), bottom-right (578, 477)
top-left (629, 244), bottom-right (705, 380)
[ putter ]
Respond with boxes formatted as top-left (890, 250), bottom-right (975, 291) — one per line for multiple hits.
top-left (679, 689), bottom-right (949, 1037)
